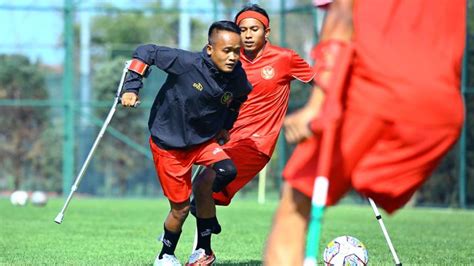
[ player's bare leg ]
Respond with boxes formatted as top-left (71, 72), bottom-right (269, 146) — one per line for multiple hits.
top-left (264, 183), bottom-right (311, 266)
top-left (188, 167), bottom-right (218, 264)
top-left (165, 200), bottom-right (190, 231)
top-left (193, 167), bottom-right (217, 218)
top-left (155, 199), bottom-right (190, 264)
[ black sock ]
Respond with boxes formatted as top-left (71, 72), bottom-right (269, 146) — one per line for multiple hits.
top-left (210, 216), bottom-right (221, 234)
top-left (159, 225), bottom-right (181, 259)
top-left (196, 217), bottom-right (214, 255)
top-left (191, 199), bottom-right (221, 234)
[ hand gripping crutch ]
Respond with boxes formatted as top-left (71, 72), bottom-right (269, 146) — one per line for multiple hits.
top-left (368, 198), bottom-right (402, 265)
top-left (55, 61), bottom-right (134, 224)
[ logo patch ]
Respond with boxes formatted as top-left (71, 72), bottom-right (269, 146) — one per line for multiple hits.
top-left (261, 65), bottom-right (275, 80)
top-left (200, 229), bottom-right (212, 237)
top-left (193, 82), bottom-right (203, 91)
top-left (162, 238), bottom-right (173, 247)
top-left (221, 91), bottom-right (233, 105)
top-left (212, 147), bottom-right (223, 155)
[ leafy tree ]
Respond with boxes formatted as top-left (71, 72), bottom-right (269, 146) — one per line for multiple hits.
top-left (0, 55), bottom-right (58, 190)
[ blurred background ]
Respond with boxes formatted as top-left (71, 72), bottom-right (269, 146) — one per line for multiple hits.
top-left (0, 0), bottom-right (473, 209)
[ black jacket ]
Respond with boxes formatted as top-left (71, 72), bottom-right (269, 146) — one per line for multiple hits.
top-left (123, 44), bottom-right (252, 150)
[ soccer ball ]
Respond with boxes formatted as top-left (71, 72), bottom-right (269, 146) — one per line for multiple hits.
top-left (323, 236), bottom-right (368, 265)
top-left (10, 190), bottom-right (29, 206)
top-left (31, 191), bottom-right (48, 207)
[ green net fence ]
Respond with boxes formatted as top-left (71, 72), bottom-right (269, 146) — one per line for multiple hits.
top-left (0, 0), bottom-right (473, 208)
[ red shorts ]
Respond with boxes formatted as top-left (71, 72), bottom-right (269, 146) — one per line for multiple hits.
top-left (149, 138), bottom-right (229, 203)
top-left (284, 110), bottom-right (461, 213)
top-left (212, 138), bottom-right (270, 205)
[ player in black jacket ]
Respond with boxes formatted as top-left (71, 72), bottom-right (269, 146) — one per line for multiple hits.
top-left (121, 21), bottom-right (252, 265)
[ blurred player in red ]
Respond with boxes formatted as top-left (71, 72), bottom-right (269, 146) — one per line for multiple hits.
top-left (210, 4), bottom-right (317, 208)
top-left (265, 0), bottom-right (466, 264)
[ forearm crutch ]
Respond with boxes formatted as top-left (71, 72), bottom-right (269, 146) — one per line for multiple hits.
top-left (304, 42), bottom-right (354, 266)
top-left (55, 60), bottom-right (135, 224)
top-left (368, 198), bottom-right (402, 266)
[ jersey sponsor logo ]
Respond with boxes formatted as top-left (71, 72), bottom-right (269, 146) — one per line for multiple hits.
top-left (212, 147), bottom-right (223, 155)
top-left (221, 91), bottom-right (233, 106)
top-left (261, 65), bottom-right (275, 80)
top-left (192, 82), bottom-right (203, 91)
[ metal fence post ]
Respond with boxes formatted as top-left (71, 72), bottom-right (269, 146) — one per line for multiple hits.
top-left (62, 0), bottom-right (75, 196)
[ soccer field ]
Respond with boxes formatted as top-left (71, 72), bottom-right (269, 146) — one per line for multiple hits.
top-left (1, 198), bottom-right (473, 265)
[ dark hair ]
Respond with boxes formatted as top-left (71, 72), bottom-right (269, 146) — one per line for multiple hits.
top-left (208, 20), bottom-right (241, 45)
top-left (234, 4), bottom-right (270, 27)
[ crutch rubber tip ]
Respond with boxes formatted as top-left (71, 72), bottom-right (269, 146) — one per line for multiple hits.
top-left (54, 213), bottom-right (64, 224)
top-left (303, 258), bottom-right (317, 266)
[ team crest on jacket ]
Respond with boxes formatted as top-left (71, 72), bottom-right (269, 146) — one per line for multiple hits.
top-left (221, 91), bottom-right (233, 106)
top-left (192, 82), bottom-right (203, 91)
top-left (261, 65), bottom-right (275, 80)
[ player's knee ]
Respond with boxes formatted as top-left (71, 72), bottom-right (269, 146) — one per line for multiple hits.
top-left (193, 168), bottom-right (214, 191)
top-left (170, 205), bottom-right (190, 222)
top-left (212, 159), bottom-right (237, 192)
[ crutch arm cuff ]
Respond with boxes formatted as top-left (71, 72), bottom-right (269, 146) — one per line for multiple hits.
top-left (128, 59), bottom-right (149, 76)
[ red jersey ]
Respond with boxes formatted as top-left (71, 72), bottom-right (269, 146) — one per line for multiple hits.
top-left (348, 0), bottom-right (465, 127)
top-left (229, 43), bottom-right (315, 156)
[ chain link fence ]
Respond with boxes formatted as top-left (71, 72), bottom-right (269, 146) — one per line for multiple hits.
top-left (0, 0), bottom-right (473, 208)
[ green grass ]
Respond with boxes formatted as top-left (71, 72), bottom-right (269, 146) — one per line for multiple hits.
top-left (0, 198), bottom-right (473, 265)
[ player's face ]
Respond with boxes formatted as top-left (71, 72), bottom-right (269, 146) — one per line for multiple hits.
top-left (239, 18), bottom-right (270, 54)
top-left (207, 31), bottom-right (241, 73)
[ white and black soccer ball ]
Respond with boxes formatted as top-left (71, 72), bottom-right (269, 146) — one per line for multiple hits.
top-left (31, 191), bottom-right (48, 207)
top-left (10, 190), bottom-right (29, 206)
top-left (323, 235), bottom-right (368, 265)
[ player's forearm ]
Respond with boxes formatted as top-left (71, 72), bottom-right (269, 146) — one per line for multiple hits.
top-left (303, 86), bottom-right (325, 111)
top-left (123, 44), bottom-right (158, 93)
top-left (124, 44), bottom-right (175, 93)
top-left (123, 71), bottom-right (144, 94)
top-left (320, 0), bottom-right (354, 42)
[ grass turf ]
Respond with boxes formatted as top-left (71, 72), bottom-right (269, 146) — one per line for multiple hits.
top-left (0, 198), bottom-right (473, 265)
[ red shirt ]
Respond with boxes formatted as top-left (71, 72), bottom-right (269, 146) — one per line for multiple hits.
top-left (228, 43), bottom-right (315, 156)
top-left (348, 0), bottom-right (465, 127)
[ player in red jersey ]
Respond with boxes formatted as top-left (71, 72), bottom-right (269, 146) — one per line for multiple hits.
top-left (265, 0), bottom-right (466, 264)
top-left (211, 4), bottom-right (317, 207)
top-left (189, 4), bottom-right (317, 239)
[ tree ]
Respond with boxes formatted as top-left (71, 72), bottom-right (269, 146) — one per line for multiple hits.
top-left (0, 55), bottom-right (58, 190)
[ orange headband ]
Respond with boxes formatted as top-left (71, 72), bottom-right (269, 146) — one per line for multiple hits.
top-left (236, 11), bottom-right (269, 28)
